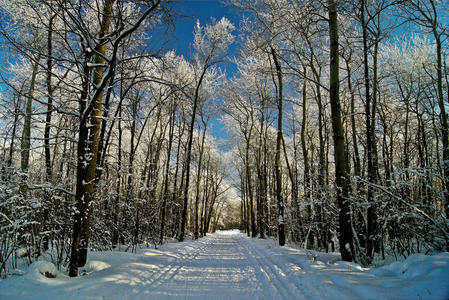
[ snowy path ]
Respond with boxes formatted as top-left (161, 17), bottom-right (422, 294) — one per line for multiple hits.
top-left (136, 232), bottom-right (307, 299)
top-left (1, 230), bottom-right (448, 299)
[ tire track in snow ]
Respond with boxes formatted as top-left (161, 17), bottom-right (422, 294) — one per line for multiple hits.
top-left (129, 233), bottom-right (312, 299)
top-left (133, 238), bottom-right (211, 297)
top-left (238, 235), bottom-right (302, 300)
top-left (248, 240), bottom-right (311, 299)
top-left (250, 241), bottom-right (360, 300)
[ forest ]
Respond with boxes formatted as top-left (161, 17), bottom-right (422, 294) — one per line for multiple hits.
top-left (0, 0), bottom-right (448, 280)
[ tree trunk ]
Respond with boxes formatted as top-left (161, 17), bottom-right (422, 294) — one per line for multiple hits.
top-left (44, 15), bottom-right (55, 182)
top-left (160, 102), bottom-right (176, 244)
top-left (179, 68), bottom-right (208, 242)
top-left (42, 13), bottom-right (56, 252)
top-left (126, 93), bottom-right (138, 244)
top-left (8, 87), bottom-right (24, 167)
top-left (435, 34), bottom-right (449, 218)
top-left (194, 115), bottom-right (208, 239)
top-left (256, 96), bottom-right (266, 239)
top-left (361, 0), bottom-right (378, 261)
top-left (21, 55), bottom-right (40, 176)
top-left (245, 138), bottom-right (257, 237)
top-left (344, 56), bottom-right (361, 180)
top-left (281, 135), bottom-right (299, 242)
top-left (171, 116), bottom-right (185, 237)
top-left (200, 159), bottom-right (210, 236)
top-left (69, 0), bottom-right (113, 277)
top-left (112, 101), bottom-right (123, 249)
top-left (328, 0), bottom-right (353, 262)
top-left (270, 45), bottom-right (285, 246)
top-left (300, 72), bottom-right (312, 248)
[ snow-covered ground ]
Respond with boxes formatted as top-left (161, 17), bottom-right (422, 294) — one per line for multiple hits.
top-left (1, 230), bottom-right (448, 299)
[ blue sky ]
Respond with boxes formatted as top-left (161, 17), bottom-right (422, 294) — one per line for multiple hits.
top-left (171, 0), bottom-right (240, 60)
top-left (170, 0), bottom-right (241, 143)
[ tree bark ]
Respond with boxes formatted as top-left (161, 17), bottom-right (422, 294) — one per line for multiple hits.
top-left (270, 45), bottom-right (285, 246)
top-left (361, 0), bottom-right (378, 261)
top-left (256, 95), bottom-right (266, 239)
top-left (42, 13), bottom-right (56, 252)
top-left (328, 0), bottom-right (353, 262)
top-left (69, 0), bottom-right (113, 277)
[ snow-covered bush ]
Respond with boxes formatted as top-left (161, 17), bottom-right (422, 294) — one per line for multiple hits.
top-left (79, 260), bottom-right (111, 275)
top-left (0, 160), bottom-right (74, 276)
top-left (26, 260), bottom-right (57, 278)
top-left (0, 161), bottom-right (40, 277)
top-left (351, 168), bottom-right (449, 265)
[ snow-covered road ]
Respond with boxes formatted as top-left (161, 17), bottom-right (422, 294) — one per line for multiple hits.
top-left (137, 231), bottom-right (308, 299)
top-left (1, 230), bottom-right (448, 299)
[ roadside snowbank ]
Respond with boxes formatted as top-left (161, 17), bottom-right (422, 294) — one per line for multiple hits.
top-left (79, 260), bottom-right (111, 275)
top-left (25, 261), bottom-right (58, 279)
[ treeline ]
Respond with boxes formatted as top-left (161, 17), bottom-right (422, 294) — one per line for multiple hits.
top-left (0, 0), bottom-right (234, 277)
top-left (224, 0), bottom-right (449, 265)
